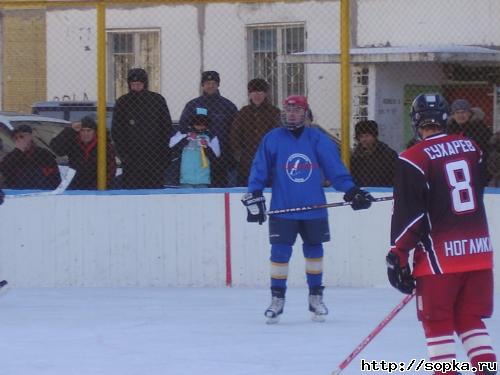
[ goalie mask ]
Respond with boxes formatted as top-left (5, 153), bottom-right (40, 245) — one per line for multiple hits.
top-left (282, 95), bottom-right (309, 130)
top-left (410, 93), bottom-right (449, 135)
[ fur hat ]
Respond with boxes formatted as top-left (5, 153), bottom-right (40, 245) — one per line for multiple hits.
top-left (201, 71), bottom-right (220, 85)
top-left (247, 78), bottom-right (269, 93)
top-left (80, 115), bottom-right (97, 130)
top-left (451, 99), bottom-right (471, 113)
top-left (355, 120), bottom-right (378, 140)
top-left (127, 68), bottom-right (148, 90)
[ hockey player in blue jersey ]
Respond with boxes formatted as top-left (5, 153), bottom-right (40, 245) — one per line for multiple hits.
top-left (242, 95), bottom-right (374, 323)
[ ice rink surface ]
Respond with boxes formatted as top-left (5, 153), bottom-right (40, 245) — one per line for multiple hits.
top-left (0, 286), bottom-right (498, 375)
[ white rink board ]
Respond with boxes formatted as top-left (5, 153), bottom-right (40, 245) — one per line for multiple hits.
top-left (0, 189), bottom-right (498, 288)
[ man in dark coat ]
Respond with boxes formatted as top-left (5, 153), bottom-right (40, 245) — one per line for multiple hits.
top-left (230, 78), bottom-right (280, 186)
top-left (179, 71), bottom-right (238, 187)
top-left (447, 99), bottom-right (493, 185)
top-left (50, 115), bottom-right (116, 189)
top-left (350, 120), bottom-right (398, 187)
top-left (0, 125), bottom-right (61, 189)
top-left (111, 68), bottom-right (173, 189)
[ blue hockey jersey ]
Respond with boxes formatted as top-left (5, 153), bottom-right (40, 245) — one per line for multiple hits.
top-left (248, 127), bottom-right (355, 220)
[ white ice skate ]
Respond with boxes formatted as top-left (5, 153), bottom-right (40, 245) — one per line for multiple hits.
top-left (265, 296), bottom-right (285, 324)
top-left (309, 293), bottom-right (328, 322)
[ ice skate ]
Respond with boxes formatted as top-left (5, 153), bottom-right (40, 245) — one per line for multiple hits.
top-left (309, 286), bottom-right (328, 322)
top-left (265, 287), bottom-right (285, 324)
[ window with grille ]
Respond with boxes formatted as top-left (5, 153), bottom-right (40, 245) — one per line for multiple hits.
top-left (247, 24), bottom-right (306, 106)
top-left (352, 66), bottom-right (369, 123)
top-left (107, 30), bottom-right (160, 100)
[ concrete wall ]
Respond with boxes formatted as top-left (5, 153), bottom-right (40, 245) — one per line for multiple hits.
top-left (2, 9), bottom-right (46, 112)
top-left (373, 63), bottom-right (445, 152)
top-left (357, 0), bottom-right (500, 47)
top-left (0, 189), bottom-right (498, 288)
top-left (42, 0), bottom-right (500, 141)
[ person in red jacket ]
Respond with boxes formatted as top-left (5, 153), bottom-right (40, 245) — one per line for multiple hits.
top-left (387, 93), bottom-right (496, 375)
top-left (0, 125), bottom-right (61, 189)
top-left (50, 115), bottom-right (116, 189)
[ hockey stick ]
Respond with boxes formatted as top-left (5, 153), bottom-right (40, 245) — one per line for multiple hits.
top-left (6, 168), bottom-right (76, 199)
top-left (266, 196), bottom-right (393, 215)
top-left (0, 280), bottom-right (7, 289)
top-left (330, 291), bottom-right (415, 375)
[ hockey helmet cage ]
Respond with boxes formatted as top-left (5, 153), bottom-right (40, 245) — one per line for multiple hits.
top-left (282, 95), bottom-right (308, 130)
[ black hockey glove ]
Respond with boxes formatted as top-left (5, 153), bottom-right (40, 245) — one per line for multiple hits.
top-left (241, 191), bottom-right (266, 225)
top-left (386, 251), bottom-right (415, 295)
top-left (0, 189), bottom-right (4, 205)
top-left (343, 186), bottom-right (374, 210)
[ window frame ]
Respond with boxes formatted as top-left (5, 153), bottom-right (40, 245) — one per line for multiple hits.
top-left (106, 28), bottom-right (161, 100)
top-left (247, 22), bottom-right (307, 106)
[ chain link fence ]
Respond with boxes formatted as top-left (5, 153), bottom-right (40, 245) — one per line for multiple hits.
top-left (0, 0), bottom-right (499, 190)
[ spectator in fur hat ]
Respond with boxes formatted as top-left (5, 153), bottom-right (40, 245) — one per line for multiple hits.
top-left (179, 70), bottom-right (238, 187)
top-left (447, 99), bottom-right (492, 185)
top-left (350, 120), bottom-right (398, 187)
top-left (230, 78), bottom-right (280, 186)
top-left (50, 115), bottom-right (117, 189)
top-left (112, 67), bottom-right (173, 189)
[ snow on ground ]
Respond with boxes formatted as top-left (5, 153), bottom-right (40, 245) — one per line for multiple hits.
top-left (0, 287), bottom-right (498, 375)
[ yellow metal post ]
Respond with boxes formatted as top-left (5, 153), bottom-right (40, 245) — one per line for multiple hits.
top-left (340, 0), bottom-right (351, 168)
top-left (96, 2), bottom-right (107, 190)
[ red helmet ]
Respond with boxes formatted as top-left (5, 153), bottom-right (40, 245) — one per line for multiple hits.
top-left (283, 95), bottom-right (309, 110)
top-left (282, 95), bottom-right (308, 130)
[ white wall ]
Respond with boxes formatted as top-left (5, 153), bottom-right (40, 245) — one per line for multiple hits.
top-left (0, 190), bottom-right (499, 288)
top-left (45, 2), bottom-right (343, 126)
top-left (44, 1), bottom-right (500, 129)
top-left (357, 0), bottom-right (500, 47)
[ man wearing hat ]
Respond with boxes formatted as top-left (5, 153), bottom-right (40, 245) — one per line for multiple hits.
top-left (50, 115), bottom-right (117, 189)
top-left (0, 125), bottom-right (61, 189)
top-left (179, 70), bottom-right (238, 187)
top-left (230, 78), bottom-right (280, 186)
top-left (447, 98), bottom-right (493, 184)
top-left (350, 120), bottom-right (398, 187)
top-left (112, 67), bottom-right (174, 189)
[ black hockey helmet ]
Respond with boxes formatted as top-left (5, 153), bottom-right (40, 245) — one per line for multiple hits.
top-left (410, 93), bottom-right (449, 131)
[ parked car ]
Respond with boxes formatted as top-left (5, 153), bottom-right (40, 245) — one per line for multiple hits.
top-left (32, 100), bottom-right (114, 128)
top-left (0, 112), bottom-right (70, 164)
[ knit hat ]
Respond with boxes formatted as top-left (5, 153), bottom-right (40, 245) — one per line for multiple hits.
top-left (201, 71), bottom-right (220, 85)
top-left (192, 107), bottom-right (210, 127)
top-left (247, 78), bottom-right (269, 93)
top-left (80, 115), bottom-right (97, 130)
top-left (451, 99), bottom-right (471, 113)
top-left (12, 124), bottom-right (33, 137)
top-left (355, 120), bottom-right (378, 140)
